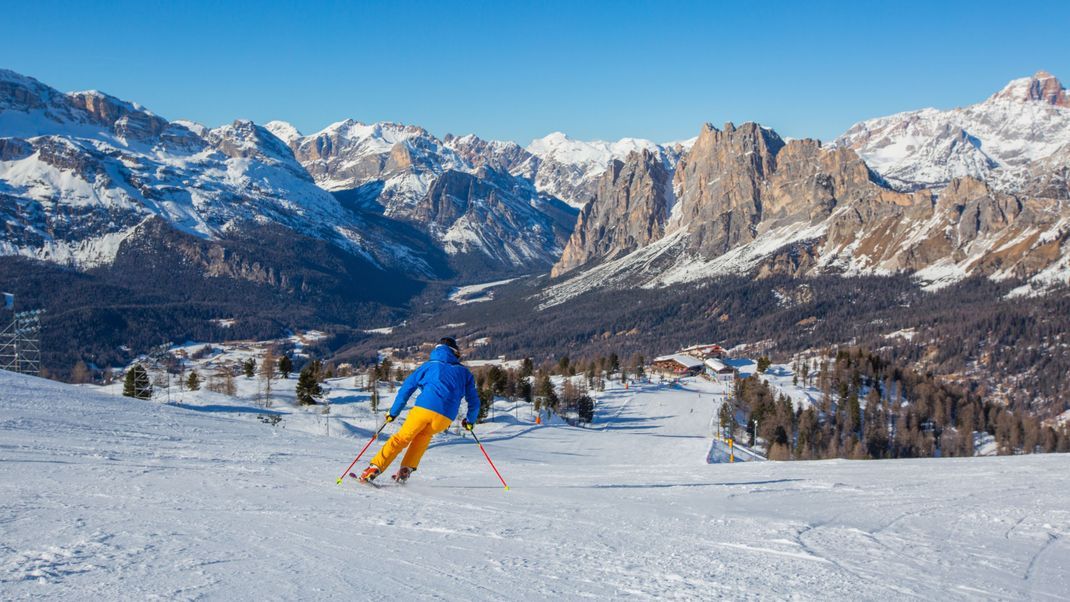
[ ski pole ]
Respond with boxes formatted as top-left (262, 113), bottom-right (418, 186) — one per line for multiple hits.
top-left (336, 419), bottom-right (391, 485)
top-left (469, 429), bottom-right (509, 491)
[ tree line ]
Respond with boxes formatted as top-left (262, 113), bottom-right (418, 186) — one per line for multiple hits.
top-left (724, 347), bottom-right (1070, 460)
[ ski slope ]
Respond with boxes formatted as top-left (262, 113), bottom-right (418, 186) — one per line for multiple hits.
top-left (2, 371), bottom-right (1068, 600)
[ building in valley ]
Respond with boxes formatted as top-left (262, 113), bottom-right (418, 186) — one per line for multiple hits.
top-left (652, 354), bottom-right (704, 376)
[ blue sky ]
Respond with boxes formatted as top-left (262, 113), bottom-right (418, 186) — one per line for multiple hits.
top-left (6, 0), bottom-right (1069, 143)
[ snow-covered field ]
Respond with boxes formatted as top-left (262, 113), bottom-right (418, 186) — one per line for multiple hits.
top-left (446, 277), bottom-right (522, 305)
top-left (2, 370), bottom-right (1068, 600)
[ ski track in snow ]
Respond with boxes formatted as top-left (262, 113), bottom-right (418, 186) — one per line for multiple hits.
top-left (1, 370), bottom-right (1069, 600)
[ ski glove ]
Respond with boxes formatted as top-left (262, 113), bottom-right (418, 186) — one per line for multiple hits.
top-left (462, 419), bottom-right (474, 431)
top-left (385, 414), bottom-right (396, 423)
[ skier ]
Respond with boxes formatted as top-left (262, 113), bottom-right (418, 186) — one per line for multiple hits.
top-left (357, 337), bottom-right (481, 484)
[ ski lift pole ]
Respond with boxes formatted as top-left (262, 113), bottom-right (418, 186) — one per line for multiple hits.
top-left (469, 429), bottom-right (510, 491)
top-left (336, 419), bottom-right (391, 485)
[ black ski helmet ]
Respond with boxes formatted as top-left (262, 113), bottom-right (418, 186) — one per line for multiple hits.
top-left (438, 337), bottom-right (460, 355)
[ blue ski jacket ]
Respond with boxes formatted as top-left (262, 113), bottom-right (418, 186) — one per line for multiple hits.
top-left (390, 345), bottom-right (481, 424)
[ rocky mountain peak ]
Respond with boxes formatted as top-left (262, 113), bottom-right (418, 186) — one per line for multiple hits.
top-left (991, 71), bottom-right (1069, 107)
top-left (0, 69), bottom-right (57, 111)
top-left (837, 70), bottom-right (1070, 192)
top-left (443, 133), bottom-right (532, 174)
top-left (551, 148), bottom-right (674, 276)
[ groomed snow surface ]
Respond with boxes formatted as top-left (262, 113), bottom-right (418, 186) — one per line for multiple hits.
top-left (2, 370), bottom-right (1068, 600)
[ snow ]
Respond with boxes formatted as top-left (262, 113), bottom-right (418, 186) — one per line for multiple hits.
top-left (526, 131), bottom-right (659, 167)
top-left (525, 131), bottom-right (683, 207)
top-left (758, 364), bottom-right (822, 411)
top-left (263, 120), bottom-right (302, 144)
top-left (539, 217), bottom-right (833, 309)
top-left (653, 353), bottom-right (704, 369)
top-left (447, 277), bottom-right (522, 305)
top-left (884, 328), bottom-right (918, 342)
top-left (363, 326), bottom-right (396, 335)
top-left (2, 369), bottom-right (1069, 598)
top-left (836, 72), bottom-right (1070, 191)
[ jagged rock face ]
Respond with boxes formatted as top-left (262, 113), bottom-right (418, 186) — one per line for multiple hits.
top-left (667, 122), bottom-right (888, 258)
top-left (552, 150), bottom-right (673, 276)
top-left (277, 119), bottom-right (464, 193)
top-left (818, 176), bottom-right (1067, 286)
top-left (836, 71), bottom-right (1070, 191)
top-left (543, 117), bottom-right (1070, 307)
top-left (67, 91), bottom-right (169, 141)
top-left (443, 134), bottom-right (533, 175)
top-left (551, 122), bottom-right (894, 279)
top-left (414, 168), bottom-right (573, 271)
top-left (992, 70), bottom-right (1069, 107)
top-left (670, 122), bottom-right (786, 254)
top-left (525, 131), bottom-right (689, 208)
top-left (1014, 144), bottom-right (1070, 200)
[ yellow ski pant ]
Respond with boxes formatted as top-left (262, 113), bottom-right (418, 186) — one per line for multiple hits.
top-left (370, 406), bottom-right (453, 471)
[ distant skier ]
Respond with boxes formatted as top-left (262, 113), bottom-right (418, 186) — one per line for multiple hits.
top-left (357, 337), bottom-right (481, 484)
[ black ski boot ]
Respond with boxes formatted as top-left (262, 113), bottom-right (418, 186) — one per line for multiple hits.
top-left (392, 466), bottom-right (415, 484)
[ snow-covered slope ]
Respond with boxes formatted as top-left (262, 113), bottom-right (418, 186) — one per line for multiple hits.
top-left (3, 369), bottom-right (1068, 599)
top-left (836, 71), bottom-right (1070, 191)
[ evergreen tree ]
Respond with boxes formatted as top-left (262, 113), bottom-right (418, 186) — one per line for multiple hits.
top-left (718, 401), bottom-right (736, 438)
top-left (576, 395), bottom-right (595, 424)
top-left (557, 356), bottom-right (570, 375)
top-left (535, 373), bottom-right (559, 414)
top-left (243, 358), bottom-right (256, 378)
top-left (123, 364), bottom-right (152, 400)
top-left (278, 354), bottom-right (293, 379)
top-left (478, 387), bottom-right (493, 422)
top-left (378, 358), bottom-right (393, 382)
top-left (756, 356), bottom-right (771, 374)
top-left (520, 357), bottom-right (534, 378)
top-left (186, 370), bottom-right (201, 391)
top-left (295, 364), bottom-right (323, 405)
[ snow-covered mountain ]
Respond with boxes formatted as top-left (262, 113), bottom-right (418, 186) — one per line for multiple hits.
top-left (0, 69), bottom-right (432, 274)
top-left (545, 119), bottom-right (1070, 306)
top-left (269, 119), bottom-right (576, 273)
top-left (525, 131), bottom-right (691, 208)
top-left (835, 71), bottom-right (1070, 192)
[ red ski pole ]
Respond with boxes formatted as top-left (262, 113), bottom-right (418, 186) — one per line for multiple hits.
top-left (469, 429), bottom-right (509, 490)
top-left (336, 419), bottom-right (391, 485)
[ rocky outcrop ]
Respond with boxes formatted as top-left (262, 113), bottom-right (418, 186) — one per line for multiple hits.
top-left (545, 117), bottom-right (1070, 305)
top-left (992, 70), bottom-right (1069, 107)
top-left (416, 168), bottom-right (574, 271)
top-left (443, 134), bottom-right (533, 175)
top-left (552, 150), bottom-right (673, 276)
top-left (525, 131), bottom-right (689, 208)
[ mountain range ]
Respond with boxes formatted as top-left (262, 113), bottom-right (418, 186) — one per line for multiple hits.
top-left (1, 67), bottom-right (1069, 375)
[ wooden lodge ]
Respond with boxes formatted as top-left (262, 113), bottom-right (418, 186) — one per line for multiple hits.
top-left (652, 354), bottom-right (704, 376)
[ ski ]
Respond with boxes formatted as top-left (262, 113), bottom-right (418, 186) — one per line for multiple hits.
top-left (349, 471), bottom-right (382, 489)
